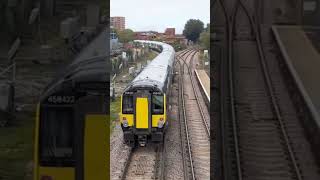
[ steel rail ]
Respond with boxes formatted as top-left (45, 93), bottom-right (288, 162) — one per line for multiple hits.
top-left (176, 48), bottom-right (211, 179)
top-left (238, 1), bottom-right (302, 179)
top-left (157, 143), bottom-right (165, 180)
top-left (227, 1), bottom-right (243, 179)
top-left (180, 60), bottom-right (196, 180)
top-left (213, 0), bottom-right (237, 179)
top-left (187, 50), bottom-right (210, 137)
top-left (175, 58), bottom-right (189, 180)
top-left (177, 50), bottom-right (196, 180)
top-left (120, 148), bottom-right (133, 180)
top-left (121, 144), bottom-right (164, 180)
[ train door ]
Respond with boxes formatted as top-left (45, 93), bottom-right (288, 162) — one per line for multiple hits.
top-left (74, 94), bottom-right (108, 180)
top-left (134, 90), bottom-right (151, 146)
top-left (135, 97), bottom-right (149, 129)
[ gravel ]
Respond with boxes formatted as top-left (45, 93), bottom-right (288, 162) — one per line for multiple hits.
top-left (163, 71), bottom-right (184, 180)
top-left (110, 124), bottom-right (132, 180)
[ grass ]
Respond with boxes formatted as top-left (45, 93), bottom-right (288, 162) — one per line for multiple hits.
top-left (0, 111), bottom-right (34, 180)
top-left (110, 97), bottom-right (121, 134)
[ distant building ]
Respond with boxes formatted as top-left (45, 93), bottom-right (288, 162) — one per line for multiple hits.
top-left (163, 28), bottom-right (187, 45)
top-left (111, 16), bottom-right (125, 31)
top-left (133, 28), bottom-right (187, 46)
top-left (174, 34), bottom-right (188, 45)
top-left (164, 28), bottom-right (175, 37)
top-left (134, 31), bottom-right (158, 40)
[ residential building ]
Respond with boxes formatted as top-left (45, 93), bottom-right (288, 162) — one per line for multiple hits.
top-left (111, 16), bottom-right (125, 31)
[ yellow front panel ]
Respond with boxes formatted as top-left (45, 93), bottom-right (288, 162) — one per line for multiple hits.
top-left (38, 167), bottom-right (74, 180)
top-left (84, 114), bottom-right (108, 180)
top-left (136, 98), bottom-right (149, 129)
top-left (152, 115), bottom-right (165, 127)
top-left (120, 114), bottom-right (134, 126)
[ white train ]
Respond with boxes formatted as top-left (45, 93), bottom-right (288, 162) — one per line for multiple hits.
top-left (119, 40), bottom-right (175, 146)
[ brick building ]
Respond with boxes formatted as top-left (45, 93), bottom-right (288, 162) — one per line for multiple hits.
top-left (133, 28), bottom-right (187, 46)
top-left (164, 28), bottom-right (175, 37)
top-left (134, 31), bottom-right (157, 40)
top-left (111, 16), bottom-right (125, 31)
top-left (163, 28), bottom-right (187, 45)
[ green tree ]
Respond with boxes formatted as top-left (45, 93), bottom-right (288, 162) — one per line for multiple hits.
top-left (205, 23), bottom-right (210, 32)
top-left (111, 27), bottom-right (117, 34)
top-left (199, 23), bottom-right (210, 49)
top-left (199, 31), bottom-right (210, 50)
top-left (183, 19), bottom-right (204, 42)
top-left (117, 29), bottom-right (135, 43)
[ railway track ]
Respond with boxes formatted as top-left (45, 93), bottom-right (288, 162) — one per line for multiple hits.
top-left (176, 49), bottom-right (210, 180)
top-left (120, 143), bottom-right (164, 180)
top-left (216, 0), bottom-right (320, 179)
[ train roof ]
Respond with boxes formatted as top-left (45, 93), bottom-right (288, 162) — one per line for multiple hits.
top-left (40, 56), bottom-right (108, 102)
top-left (40, 30), bottom-right (109, 102)
top-left (124, 40), bottom-right (175, 92)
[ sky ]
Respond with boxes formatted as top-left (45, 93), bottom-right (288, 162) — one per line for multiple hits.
top-left (110, 0), bottom-right (210, 34)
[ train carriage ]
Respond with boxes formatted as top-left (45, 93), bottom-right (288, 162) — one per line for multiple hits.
top-left (120, 40), bottom-right (175, 146)
top-left (34, 30), bottom-right (109, 180)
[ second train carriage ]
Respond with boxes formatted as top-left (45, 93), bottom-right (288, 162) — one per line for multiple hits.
top-left (33, 31), bottom-right (109, 180)
top-left (34, 56), bottom-right (109, 180)
top-left (120, 40), bottom-right (175, 146)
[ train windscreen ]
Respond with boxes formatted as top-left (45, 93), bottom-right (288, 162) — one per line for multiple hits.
top-left (122, 95), bottom-right (134, 114)
top-left (152, 95), bottom-right (164, 114)
top-left (39, 106), bottom-right (74, 166)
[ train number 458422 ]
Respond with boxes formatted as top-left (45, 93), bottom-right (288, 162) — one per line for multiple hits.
top-left (47, 95), bottom-right (75, 104)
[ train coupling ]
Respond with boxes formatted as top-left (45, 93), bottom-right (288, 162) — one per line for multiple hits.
top-left (138, 135), bottom-right (147, 147)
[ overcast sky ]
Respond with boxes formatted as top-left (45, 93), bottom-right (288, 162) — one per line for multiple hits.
top-left (110, 0), bottom-right (210, 34)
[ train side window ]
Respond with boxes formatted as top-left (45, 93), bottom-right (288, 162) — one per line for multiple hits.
top-left (122, 95), bottom-right (134, 114)
top-left (152, 95), bottom-right (164, 114)
top-left (39, 106), bottom-right (74, 166)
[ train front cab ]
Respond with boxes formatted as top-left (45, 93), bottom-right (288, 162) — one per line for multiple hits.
top-left (34, 88), bottom-right (108, 180)
top-left (120, 90), bottom-right (167, 146)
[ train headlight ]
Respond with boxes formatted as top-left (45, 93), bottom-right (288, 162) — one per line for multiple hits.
top-left (122, 117), bottom-right (128, 127)
top-left (158, 118), bottom-right (164, 128)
